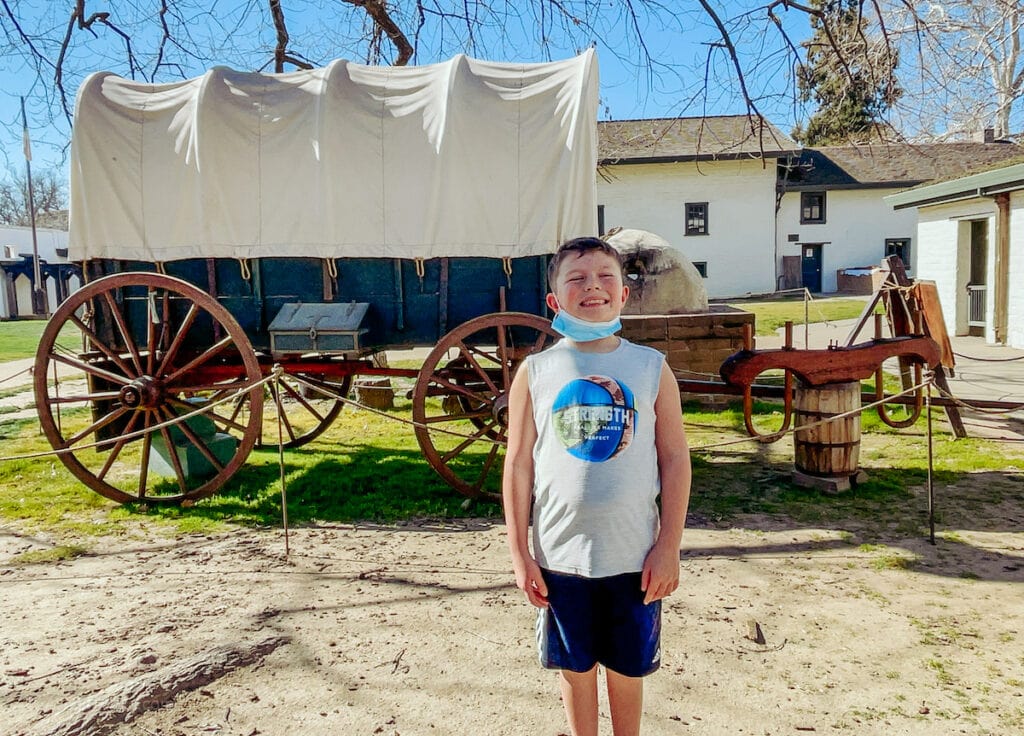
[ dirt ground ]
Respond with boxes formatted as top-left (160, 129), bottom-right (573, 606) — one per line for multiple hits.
top-left (2, 500), bottom-right (1023, 736)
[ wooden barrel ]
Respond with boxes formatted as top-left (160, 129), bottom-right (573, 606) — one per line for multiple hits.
top-left (793, 381), bottom-right (861, 477)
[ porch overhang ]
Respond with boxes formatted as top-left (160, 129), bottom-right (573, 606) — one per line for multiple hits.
top-left (885, 162), bottom-right (1024, 210)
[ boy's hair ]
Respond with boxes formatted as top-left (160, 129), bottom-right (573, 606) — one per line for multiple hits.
top-left (547, 237), bottom-right (624, 290)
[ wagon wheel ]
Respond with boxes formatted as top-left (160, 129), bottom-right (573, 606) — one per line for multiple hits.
top-left (412, 312), bottom-right (558, 502)
top-left (33, 272), bottom-right (264, 505)
top-left (223, 371), bottom-right (352, 449)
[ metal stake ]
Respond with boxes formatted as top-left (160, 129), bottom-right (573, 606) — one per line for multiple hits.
top-left (274, 367), bottom-right (290, 556)
top-left (926, 376), bottom-right (935, 545)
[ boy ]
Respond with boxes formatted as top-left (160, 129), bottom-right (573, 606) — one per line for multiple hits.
top-left (503, 236), bottom-right (692, 736)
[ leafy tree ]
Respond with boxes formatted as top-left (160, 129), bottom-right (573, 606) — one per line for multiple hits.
top-left (794, 0), bottom-right (902, 144)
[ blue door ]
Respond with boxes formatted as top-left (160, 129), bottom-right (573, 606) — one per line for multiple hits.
top-left (801, 244), bottom-right (823, 293)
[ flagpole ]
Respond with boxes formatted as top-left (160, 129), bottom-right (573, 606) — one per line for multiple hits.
top-left (20, 96), bottom-right (47, 317)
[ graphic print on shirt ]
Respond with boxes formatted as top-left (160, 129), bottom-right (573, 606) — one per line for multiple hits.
top-left (551, 375), bottom-right (636, 462)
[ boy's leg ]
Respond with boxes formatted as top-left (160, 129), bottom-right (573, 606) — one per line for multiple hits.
top-left (558, 666), bottom-right (599, 736)
top-left (606, 668), bottom-right (643, 736)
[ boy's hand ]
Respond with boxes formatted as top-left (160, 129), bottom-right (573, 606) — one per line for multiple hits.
top-left (512, 555), bottom-right (549, 608)
top-left (641, 541), bottom-right (680, 605)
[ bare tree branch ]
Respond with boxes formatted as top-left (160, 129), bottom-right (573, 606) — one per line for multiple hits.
top-left (343, 0), bottom-right (414, 65)
top-left (269, 0), bottom-right (313, 71)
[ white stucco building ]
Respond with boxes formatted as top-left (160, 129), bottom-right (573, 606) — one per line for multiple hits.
top-left (777, 144), bottom-right (1024, 294)
top-left (887, 163), bottom-right (1024, 349)
top-left (0, 225), bottom-right (78, 319)
top-left (597, 119), bottom-right (1024, 299)
top-left (597, 116), bottom-right (799, 298)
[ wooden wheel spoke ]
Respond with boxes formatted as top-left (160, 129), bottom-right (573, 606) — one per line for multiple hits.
top-left (50, 352), bottom-right (131, 386)
top-left (463, 343), bottom-right (501, 370)
top-left (161, 407), bottom-right (224, 474)
top-left (157, 422), bottom-right (189, 494)
top-left (495, 326), bottom-right (511, 392)
top-left (473, 442), bottom-right (502, 491)
top-left (279, 380), bottom-right (326, 422)
top-left (97, 411), bottom-right (143, 481)
top-left (102, 290), bottom-right (143, 375)
top-left (60, 406), bottom-right (131, 449)
top-left (267, 383), bottom-right (298, 443)
top-left (429, 373), bottom-right (492, 405)
top-left (146, 288), bottom-right (158, 375)
top-left (156, 303), bottom-right (200, 377)
top-left (137, 412), bottom-right (153, 498)
top-left (164, 336), bottom-right (234, 384)
top-left (439, 421), bottom-right (497, 463)
top-left (69, 313), bottom-right (136, 378)
top-left (166, 395), bottom-right (249, 435)
top-left (456, 342), bottom-right (500, 394)
top-left (532, 329), bottom-right (551, 354)
top-left (227, 393), bottom-right (247, 426)
top-left (48, 392), bottom-right (123, 405)
top-left (423, 408), bottom-right (490, 424)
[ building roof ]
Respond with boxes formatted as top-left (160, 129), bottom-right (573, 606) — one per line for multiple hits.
top-left (781, 142), bottom-right (1024, 191)
top-left (885, 161), bottom-right (1024, 210)
top-left (598, 115), bottom-right (799, 164)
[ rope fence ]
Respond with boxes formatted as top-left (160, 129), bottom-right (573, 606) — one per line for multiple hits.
top-left (1, 357), bottom-right (1022, 549)
top-left (1, 364), bottom-right (1020, 467)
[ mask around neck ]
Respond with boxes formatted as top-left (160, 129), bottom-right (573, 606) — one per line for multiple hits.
top-left (551, 307), bottom-right (622, 342)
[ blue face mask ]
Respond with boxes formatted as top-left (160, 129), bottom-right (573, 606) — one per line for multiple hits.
top-left (551, 307), bottom-right (622, 342)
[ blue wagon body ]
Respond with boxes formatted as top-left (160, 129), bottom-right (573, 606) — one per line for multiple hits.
top-left (84, 255), bottom-right (549, 354)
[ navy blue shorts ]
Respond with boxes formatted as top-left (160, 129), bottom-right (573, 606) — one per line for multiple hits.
top-left (536, 568), bottom-right (661, 678)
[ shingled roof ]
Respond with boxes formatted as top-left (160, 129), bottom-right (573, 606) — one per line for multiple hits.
top-left (598, 115), bottom-right (799, 164)
top-left (780, 142), bottom-right (1024, 191)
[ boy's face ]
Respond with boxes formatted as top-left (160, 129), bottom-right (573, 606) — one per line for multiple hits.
top-left (545, 249), bottom-right (629, 322)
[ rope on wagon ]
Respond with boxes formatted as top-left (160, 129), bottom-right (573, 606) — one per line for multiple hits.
top-left (0, 370), bottom-right (279, 463)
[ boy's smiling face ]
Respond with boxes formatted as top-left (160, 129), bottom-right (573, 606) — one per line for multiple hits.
top-left (546, 249), bottom-right (629, 323)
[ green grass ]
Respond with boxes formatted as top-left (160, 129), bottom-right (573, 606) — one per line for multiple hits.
top-left (11, 544), bottom-right (89, 564)
top-left (0, 319), bottom-right (79, 361)
top-left (1, 359), bottom-right (1021, 553)
top-left (2, 298), bottom-right (1024, 552)
top-left (727, 295), bottom-right (883, 336)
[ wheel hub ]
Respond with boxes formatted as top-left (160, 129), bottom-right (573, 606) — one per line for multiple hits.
top-left (119, 376), bottom-right (162, 409)
top-left (492, 392), bottom-right (510, 427)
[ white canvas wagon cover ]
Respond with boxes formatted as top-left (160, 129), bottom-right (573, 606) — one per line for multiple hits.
top-left (69, 51), bottom-right (598, 262)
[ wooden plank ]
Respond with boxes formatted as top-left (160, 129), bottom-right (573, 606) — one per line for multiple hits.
top-left (843, 289), bottom-right (885, 346)
top-left (913, 281), bottom-right (955, 370)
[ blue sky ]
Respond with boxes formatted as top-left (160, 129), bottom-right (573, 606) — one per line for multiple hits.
top-left (0, 1), bottom-right (814, 186)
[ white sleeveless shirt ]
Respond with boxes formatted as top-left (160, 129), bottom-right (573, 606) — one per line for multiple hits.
top-left (525, 338), bottom-right (665, 577)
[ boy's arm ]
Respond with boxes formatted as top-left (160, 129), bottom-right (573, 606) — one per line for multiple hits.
top-left (642, 360), bottom-right (692, 605)
top-left (502, 367), bottom-right (549, 608)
